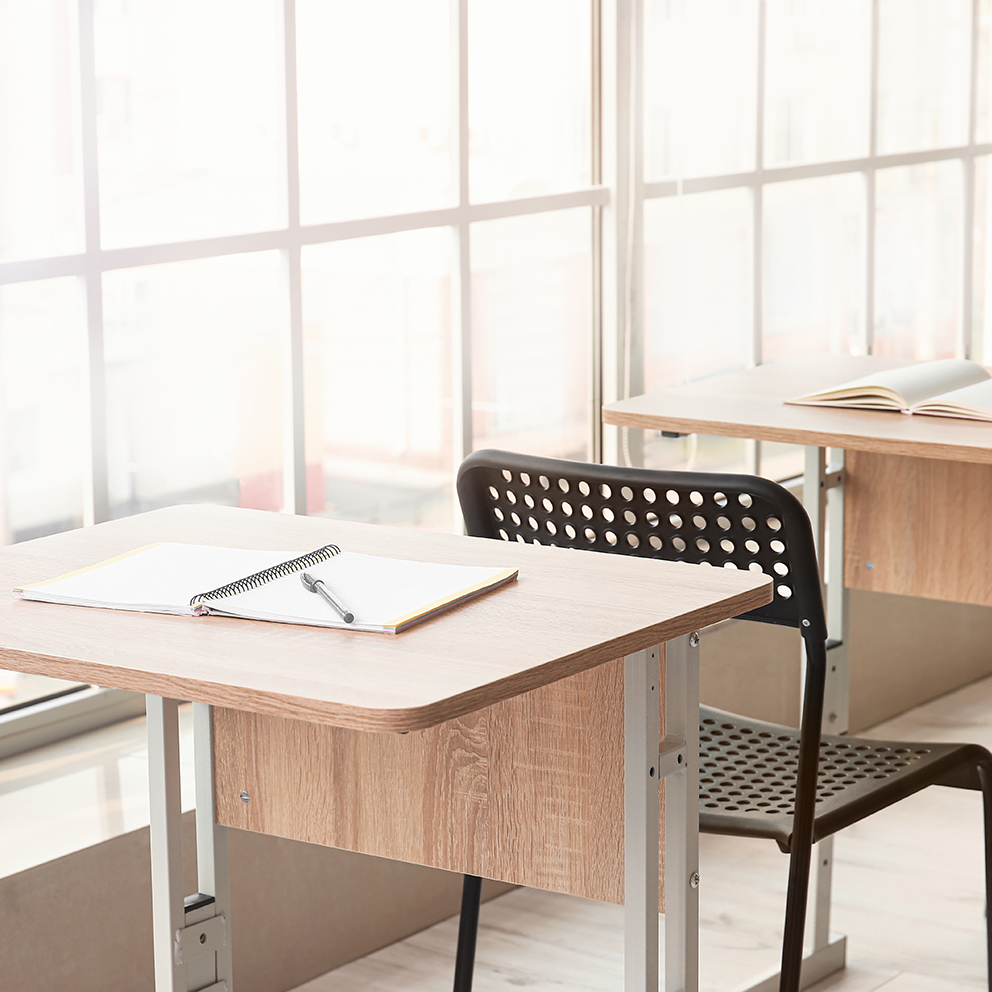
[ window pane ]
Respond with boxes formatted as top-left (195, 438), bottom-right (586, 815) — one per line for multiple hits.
top-left (0, 673), bottom-right (86, 713)
top-left (972, 155), bottom-right (992, 364)
top-left (0, 0), bottom-right (83, 262)
top-left (764, 0), bottom-right (871, 167)
top-left (644, 0), bottom-right (758, 180)
top-left (642, 432), bottom-right (749, 475)
top-left (471, 209), bottom-right (591, 459)
top-left (643, 188), bottom-right (752, 391)
top-left (103, 253), bottom-right (284, 515)
top-left (642, 189), bottom-right (751, 475)
top-left (94, 0), bottom-right (284, 248)
top-left (874, 162), bottom-right (963, 359)
top-left (297, 0), bottom-right (453, 225)
top-left (976, 0), bottom-right (992, 144)
top-left (469, 0), bottom-right (591, 202)
top-left (764, 174), bottom-right (865, 361)
top-left (877, 0), bottom-right (971, 156)
top-left (302, 231), bottom-right (453, 530)
top-left (0, 278), bottom-right (86, 543)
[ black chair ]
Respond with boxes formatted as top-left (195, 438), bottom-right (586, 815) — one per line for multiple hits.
top-left (450, 449), bottom-right (992, 992)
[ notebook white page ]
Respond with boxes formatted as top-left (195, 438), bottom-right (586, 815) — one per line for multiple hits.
top-left (202, 551), bottom-right (516, 632)
top-left (16, 543), bottom-right (287, 614)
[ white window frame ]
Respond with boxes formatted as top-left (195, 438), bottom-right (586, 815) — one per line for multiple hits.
top-left (4, 0), bottom-right (984, 751)
top-left (608, 0), bottom-right (992, 471)
top-left (0, 0), bottom-right (610, 750)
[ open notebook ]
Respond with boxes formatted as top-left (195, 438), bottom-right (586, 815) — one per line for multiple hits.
top-left (786, 358), bottom-right (992, 420)
top-left (14, 543), bottom-right (518, 634)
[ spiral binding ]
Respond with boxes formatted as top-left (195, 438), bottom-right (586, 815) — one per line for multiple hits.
top-left (190, 544), bottom-right (342, 608)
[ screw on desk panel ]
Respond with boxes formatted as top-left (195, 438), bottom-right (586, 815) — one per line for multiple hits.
top-left (802, 619), bottom-right (810, 627)
top-left (199, 933), bottom-right (207, 944)
top-left (240, 791), bottom-right (250, 803)
top-left (689, 631), bottom-right (700, 648)
top-left (690, 872), bottom-right (700, 889)
top-left (866, 561), bottom-right (874, 570)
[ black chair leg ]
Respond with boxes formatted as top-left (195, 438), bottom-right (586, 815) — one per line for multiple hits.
top-left (778, 839), bottom-right (814, 992)
top-left (453, 874), bottom-right (483, 992)
top-left (778, 639), bottom-right (826, 992)
top-left (979, 763), bottom-right (992, 991)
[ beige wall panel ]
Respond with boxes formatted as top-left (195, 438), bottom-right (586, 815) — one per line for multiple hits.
top-left (0, 812), bottom-right (511, 992)
top-left (216, 656), bottom-right (667, 906)
top-left (844, 451), bottom-right (992, 606)
top-left (699, 620), bottom-right (802, 728)
top-left (700, 593), bottom-right (992, 734)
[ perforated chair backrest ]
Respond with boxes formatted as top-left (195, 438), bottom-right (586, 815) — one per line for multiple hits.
top-left (457, 450), bottom-right (826, 641)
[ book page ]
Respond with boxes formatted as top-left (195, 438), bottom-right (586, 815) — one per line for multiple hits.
top-left (206, 551), bottom-right (517, 632)
top-left (913, 377), bottom-right (992, 420)
top-left (788, 358), bottom-right (989, 409)
top-left (15, 544), bottom-right (294, 614)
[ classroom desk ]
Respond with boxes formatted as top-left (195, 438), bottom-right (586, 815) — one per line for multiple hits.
top-left (604, 351), bottom-right (992, 989)
top-left (604, 353), bottom-right (992, 606)
top-left (0, 504), bottom-right (770, 992)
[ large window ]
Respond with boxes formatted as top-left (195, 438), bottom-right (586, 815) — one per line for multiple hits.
top-left (0, 0), bottom-right (601, 722)
top-left (2, 0), bottom-right (992, 720)
top-left (640, 0), bottom-right (992, 478)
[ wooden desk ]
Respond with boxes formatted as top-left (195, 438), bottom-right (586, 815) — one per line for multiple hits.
top-left (0, 504), bottom-right (770, 992)
top-left (605, 353), bottom-right (992, 606)
top-left (604, 352), bottom-right (992, 990)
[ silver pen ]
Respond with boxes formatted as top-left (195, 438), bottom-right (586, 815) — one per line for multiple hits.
top-left (301, 571), bottom-right (354, 624)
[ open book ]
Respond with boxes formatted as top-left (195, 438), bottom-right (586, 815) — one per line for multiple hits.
top-left (786, 358), bottom-right (992, 420)
top-left (14, 543), bottom-right (518, 634)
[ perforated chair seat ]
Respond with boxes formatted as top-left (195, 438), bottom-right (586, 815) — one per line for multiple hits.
top-left (699, 704), bottom-right (992, 852)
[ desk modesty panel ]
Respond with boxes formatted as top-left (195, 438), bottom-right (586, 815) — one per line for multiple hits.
top-left (213, 660), bottom-right (634, 903)
top-left (0, 504), bottom-right (771, 733)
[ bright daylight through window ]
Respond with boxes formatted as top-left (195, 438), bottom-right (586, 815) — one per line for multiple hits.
top-left (2, 0), bottom-right (992, 723)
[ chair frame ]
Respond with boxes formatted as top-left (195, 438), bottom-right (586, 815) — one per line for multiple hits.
top-left (455, 449), bottom-right (826, 991)
top-left (451, 449), bottom-right (992, 992)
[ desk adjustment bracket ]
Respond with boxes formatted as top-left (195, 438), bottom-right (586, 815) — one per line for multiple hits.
top-left (823, 466), bottom-right (844, 490)
top-left (174, 914), bottom-right (226, 965)
top-left (657, 734), bottom-right (688, 779)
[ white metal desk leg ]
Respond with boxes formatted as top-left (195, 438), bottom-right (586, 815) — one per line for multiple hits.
top-left (664, 633), bottom-right (699, 992)
top-left (802, 446), bottom-right (848, 984)
top-left (147, 695), bottom-right (185, 992)
top-left (625, 646), bottom-right (661, 992)
top-left (190, 702), bottom-right (233, 992)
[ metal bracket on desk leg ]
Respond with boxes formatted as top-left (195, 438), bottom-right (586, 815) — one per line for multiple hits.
top-left (664, 633), bottom-right (700, 992)
top-left (625, 645), bottom-right (661, 992)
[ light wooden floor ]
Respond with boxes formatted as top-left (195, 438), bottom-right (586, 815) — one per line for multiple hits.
top-left (291, 673), bottom-right (992, 992)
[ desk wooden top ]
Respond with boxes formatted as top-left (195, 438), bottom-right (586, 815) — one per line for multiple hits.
top-left (0, 505), bottom-right (770, 732)
top-left (603, 354), bottom-right (992, 464)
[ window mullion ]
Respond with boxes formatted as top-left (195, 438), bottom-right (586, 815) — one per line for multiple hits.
top-left (77, 0), bottom-right (108, 526)
top-left (282, 0), bottom-right (306, 514)
top-left (864, 0), bottom-right (880, 357)
top-left (600, 0), bottom-right (638, 467)
top-left (450, 0), bottom-right (472, 528)
top-left (591, 0), bottom-right (604, 464)
top-left (962, 0), bottom-right (981, 359)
